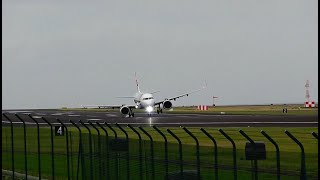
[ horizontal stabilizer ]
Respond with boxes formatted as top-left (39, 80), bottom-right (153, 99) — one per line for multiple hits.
top-left (150, 91), bottom-right (160, 94)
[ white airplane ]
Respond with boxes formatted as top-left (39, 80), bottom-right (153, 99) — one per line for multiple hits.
top-left (82, 73), bottom-right (206, 117)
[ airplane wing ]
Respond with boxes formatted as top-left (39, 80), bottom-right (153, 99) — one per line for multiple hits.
top-left (154, 83), bottom-right (207, 106)
top-left (81, 105), bottom-right (136, 109)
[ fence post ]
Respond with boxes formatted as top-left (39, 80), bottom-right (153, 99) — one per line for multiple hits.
top-left (139, 126), bottom-right (155, 180)
top-left (41, 117), bottom-right (55, 180)
top-left (128, 124), bottom-right (143, 180)
top-left (115, 123), bottom-right (130, 180)
top-left (69, 132), bottom-right (74, 179)
top-left (200, 128), bottom-right (218, 180)
top-left (2, 113), bottom-right (15, 179)
top-left (285, 130), bottom-right (306, 180)
top-left (183, 127), bottom-right (200, 179)
top-left (88, 121), bottom-right (102, 180)
top-left (28, 114), bottom-right (42, 180)
top-left (70, 120), bottom-right (84, 180)
top-left (105, 123), bottom-right (118, 180)
top-left (15, 114), bottom-right (28, 180)
top-left (261, 130), bottom-right (280, 180)
top-left (79, 120), bottom-right (94, 180)
top-left (105, 123), bottom-right (117, 138)
top-left (312, 132), bottom-right (318, 140)
top-left (219, 129), bottom-right (237, 180)
top-left (56, 118), bottom-right (71, 180)
top-left (167, 129), bottom-right (183, 179)
top-left (239, 130), bottom-right (258, 180)
top-left (153, 126), bottom-right (168, 179)
top-left (96, 122), bottom-right (110, 180)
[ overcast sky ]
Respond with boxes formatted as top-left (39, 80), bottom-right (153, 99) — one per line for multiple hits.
top-left (2, 0), bottom-right (318, 109)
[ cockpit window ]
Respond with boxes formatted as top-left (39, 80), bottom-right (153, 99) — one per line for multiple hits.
top-left (143, 97), bottom-right (154, 100)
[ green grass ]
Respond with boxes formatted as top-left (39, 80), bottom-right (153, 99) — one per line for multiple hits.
top-left (167, 104), bottom-right (318, 116)
top-left (2, 126), bottom-right (318, 180)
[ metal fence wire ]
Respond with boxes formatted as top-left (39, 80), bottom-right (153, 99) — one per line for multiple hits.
top-left (2, 113), bottom-right (319, 180)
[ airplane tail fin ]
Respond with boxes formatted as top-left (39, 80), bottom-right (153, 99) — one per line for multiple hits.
top-left (202, 81), bottom-right (208, 89)
top-left (135, 72), bottom-right (141, 93)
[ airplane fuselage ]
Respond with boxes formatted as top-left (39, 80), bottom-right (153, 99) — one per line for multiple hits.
top-left (134, 92), bottom-right (155, 112)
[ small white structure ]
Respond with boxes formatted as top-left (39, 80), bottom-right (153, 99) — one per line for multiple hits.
top-left (305, 101), bottom-right (316, 108)
top-left (197, 105), bottom-right (208, 111)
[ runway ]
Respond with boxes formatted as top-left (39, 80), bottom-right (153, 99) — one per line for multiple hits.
top-left (1, 109), bottom-right (318, 127)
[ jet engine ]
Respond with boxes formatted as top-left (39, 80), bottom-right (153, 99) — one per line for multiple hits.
top-left (163, 100), bottom-right (172, 109)
top-left (120, 106), bottom-right (130, 115)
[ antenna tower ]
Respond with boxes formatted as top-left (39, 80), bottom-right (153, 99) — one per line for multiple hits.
top-left (213, 96), bottom-right (218, 106)
top-left (305, 80), bottom-right (310, 102)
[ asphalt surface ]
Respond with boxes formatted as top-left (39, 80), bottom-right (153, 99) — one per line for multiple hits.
top-left (1, 109), bottom-right (318, 127)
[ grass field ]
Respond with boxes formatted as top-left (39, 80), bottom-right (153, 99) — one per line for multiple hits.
top-left (2, 125), bottom-right (318, 180)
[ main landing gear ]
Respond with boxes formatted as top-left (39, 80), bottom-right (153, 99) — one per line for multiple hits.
top-left (129, 112), bottom-right (134, 117)
top-left (128, 109), bottom-right (134, 118)
top-left (157, 107), bottom-right (163, 114)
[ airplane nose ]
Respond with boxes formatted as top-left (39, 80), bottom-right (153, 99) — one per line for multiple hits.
top-left (142, 99), bottom-right (155, 107)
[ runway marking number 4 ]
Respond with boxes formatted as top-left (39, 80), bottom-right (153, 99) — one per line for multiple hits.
top-left (55, 126), bottom-right (64, 136)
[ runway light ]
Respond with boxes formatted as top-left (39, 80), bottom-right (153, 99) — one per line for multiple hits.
top-left (146, 106), bottom-right (153, 113)
top-left (148, 117), bottom-right (152, 127)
